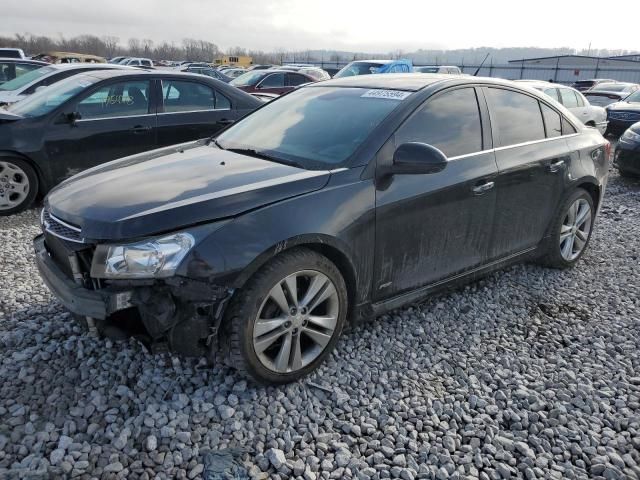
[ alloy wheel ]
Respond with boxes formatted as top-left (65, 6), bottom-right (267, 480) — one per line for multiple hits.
top-left (559, 198), bottom-right (592, 261)
top-left (0, 161), bottom-right (30, 211)
top-left (252, 270), bottom-right (340, 373)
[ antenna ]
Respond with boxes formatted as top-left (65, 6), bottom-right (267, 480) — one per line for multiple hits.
top-left (474, 53), bottom-right (490, 76)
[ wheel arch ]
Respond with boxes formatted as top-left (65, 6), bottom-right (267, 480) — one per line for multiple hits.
top-left (575, 179), bottom-right (601, 211)
top-left (232, 234), bottom-right (359, 318)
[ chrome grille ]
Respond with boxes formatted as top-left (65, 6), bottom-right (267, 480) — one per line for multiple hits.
top-left (41, 208), bottom-right (84, 243)
top-left (609, 111), bottom-right (640, 121)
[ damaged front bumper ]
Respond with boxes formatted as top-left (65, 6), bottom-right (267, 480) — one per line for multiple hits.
top-left (34, 235), bottom-right (233, 355)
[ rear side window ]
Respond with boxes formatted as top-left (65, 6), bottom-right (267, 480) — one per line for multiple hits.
top-left (486, 88), bottom-right (545, 147)
top-left (286, 73), bottom-right (308, 87)
top-left (562, 117), bottom-right (577, 135)
top-left (559, 88), bottom-right (579, 108)
top-left (540, 103), bottom-right (562, 138)
top-left (162, 80), bottom-right (228, 112)
top-left (395, 87), bottom-right (482, 158)
top-left (543, 88), bottom-right (560, 102)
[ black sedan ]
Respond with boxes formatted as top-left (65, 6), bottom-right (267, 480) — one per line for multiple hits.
top-left (605, 90), bottom-right (640, 135)
top-left (614, 122), bottom-right (640, 177)
top-left (0, 69), bottom-right (261, 214)
top-left (35, 74), bottom-right (609, 384)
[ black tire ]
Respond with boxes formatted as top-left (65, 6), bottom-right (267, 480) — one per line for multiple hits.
top-left (0, 157), bottom-right (38, 216)
top-left (223, 248), bottom-right (348, 384)
top-left (538, 188), bottom-right (595, 269)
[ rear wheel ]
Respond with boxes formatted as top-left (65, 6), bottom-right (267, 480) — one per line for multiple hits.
top-left (0, 158), bottom-right (38, 216)
top-left (224, 248), bottom-right (348, 384)
top-left (539, 189), bottom-right (594, 269)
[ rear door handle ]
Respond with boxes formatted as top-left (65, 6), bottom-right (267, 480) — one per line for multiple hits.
top-left (548, 160), bottom-right (565, 172)
top-left (131, 125), bottom-right (152, 134)
top-left (472, 181), bottom-right (495, 195)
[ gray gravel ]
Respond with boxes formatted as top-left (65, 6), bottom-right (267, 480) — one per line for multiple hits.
top-left (0, 170), bottom-right (639, 480)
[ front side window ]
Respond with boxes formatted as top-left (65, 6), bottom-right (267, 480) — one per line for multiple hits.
top-left (216, 86), bottom-right (405, 169)
top-left (486, 88), bottom-right (545, 146)
top-left (76, 81), bottom-right (151, 119)
top-left (559, 88), bottom-right (579, 108)
top-left (395, 88), bottom-right (483, 158)
top-left (162, 80), bottom-right (227, 112)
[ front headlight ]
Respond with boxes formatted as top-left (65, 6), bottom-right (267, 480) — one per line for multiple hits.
top-left (621, 129), bottom-right (640, 143)
top-left (91, 233), bottom-right (195, 279)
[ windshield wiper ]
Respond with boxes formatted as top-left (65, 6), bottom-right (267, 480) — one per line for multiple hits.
top-left (225, 148), bottom-right (304, 169)
top-left (208, 137), bottom-right (224, 149)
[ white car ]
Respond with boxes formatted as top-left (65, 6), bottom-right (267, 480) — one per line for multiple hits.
top-left (0, 63), bottom-right (132, 106)
top-left (414, 65), bottom-right (462, 74)
top-left (517, 80), bottom-right (608, 134)
top-left (119, 57), bottom-right (153, 67)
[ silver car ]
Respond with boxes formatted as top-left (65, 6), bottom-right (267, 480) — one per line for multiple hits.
top-left (517, 80), bottom-right (608, 134)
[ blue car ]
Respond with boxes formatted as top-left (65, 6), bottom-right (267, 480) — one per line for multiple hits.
top-left (334, 59), bottom-right (413, 78)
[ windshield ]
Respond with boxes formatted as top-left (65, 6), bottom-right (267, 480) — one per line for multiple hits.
top-left (7, 74), bottom-right (96, 118)
top-left (334, 62), bottom-right (385, 78)
top-left (0, 66), bottom-right (55, 92)
top-left (584, 94), bottom-right (619, 107)
top-left (624, 91), bottom-right (640, 103)
top-left (216, 86), bottom-right (407, 169)
top-left (230, 71), bottom-right (265, 87)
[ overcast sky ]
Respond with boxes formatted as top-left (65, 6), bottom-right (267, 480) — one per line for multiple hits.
top-left (3, 0), bottom-right (639, 53)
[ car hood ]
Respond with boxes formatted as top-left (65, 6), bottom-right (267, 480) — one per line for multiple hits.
top-left (46, 141), bottom-right (332, 241)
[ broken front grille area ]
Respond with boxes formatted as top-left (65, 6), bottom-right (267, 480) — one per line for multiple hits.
top-left (41, 208), bottom-right (85, 244)
top-left (42, 229), bottom-right (98, 289)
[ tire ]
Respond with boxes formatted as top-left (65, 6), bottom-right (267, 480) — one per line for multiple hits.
top-left (223, 248), bottom-right (348, 384)
top-left (538, 189), bottom-right (595, 269)
top-left (0, 158), bottom-right (38, 216)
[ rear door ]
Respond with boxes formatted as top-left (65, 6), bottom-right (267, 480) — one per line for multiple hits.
top-left (373, 87), bottom-right (498, 300)
top-left (43, 79), bottom-right (157, 184)
top-left (483, 87), bottom-right (570, 258)
top-left (156, 78), bottom-right (238, 146)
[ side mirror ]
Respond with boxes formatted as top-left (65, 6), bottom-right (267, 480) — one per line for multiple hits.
top-left (65, 111), bottom-right (82, 125)
top-left (391, 142), bottom-right (447, 175)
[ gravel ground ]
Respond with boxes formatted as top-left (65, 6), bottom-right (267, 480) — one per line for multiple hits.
top-left (0, 169), bottom-right (639, 480)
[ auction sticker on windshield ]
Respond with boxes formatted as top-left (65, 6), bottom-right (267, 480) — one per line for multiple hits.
top-left (361, 89), bottom-right (412, 100)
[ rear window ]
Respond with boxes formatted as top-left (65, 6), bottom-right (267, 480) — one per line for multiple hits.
top-left (334, 62), bottom-right (385, 78)
top-left (0, 49), bottom-right (22, 59)
top-left (486, 88), bottom-right (545, 147)
top-left (584, 94), bottom-right (620, 107)
top-left (0, 65), bottom-right (55, 92)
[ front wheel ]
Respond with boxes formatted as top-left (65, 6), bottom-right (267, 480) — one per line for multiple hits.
top-left (0, 158), bottom-right (38, 216)
top-left (538, 189), bottom-right (595, 269)
top-left (224, 248), bottom-right (348, 384)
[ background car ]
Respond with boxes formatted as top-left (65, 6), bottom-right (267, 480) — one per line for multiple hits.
top-left (0, 69), bottom-right (261, 214)
top-left (108, 56), bottom-right (127, 64)
top-left (414, 65), bottom-right (462, 74)
top-left (230, 69), bottom-right (315, 95)
top-left (613, 122), bottom-right (640, 177)
top-left (180, 65), bottom-right (232, 82)
top-left (119, 57), bottom-right (153, 68)
top-left (0, 63), bottom-right (132, 106)
top-left (222, 68), bottom-right (248, 78)
top-left (0, 58), bottom-right (48, 85)
top-left (0, 48), bottom-right (27, 59)
top-left (583, 91), bottom-right (628, 108)
top-left (248, 64), bottom-right (277, 70)
top-left (571, 79), bottom-right (617, 91)
top-left (605, 90), bottom-right (640, 135)
top-left (518, 80), bottom-right (607, 134)
top-left (334, 59), bottom-right (413, 77)
top-left (32, 51), bottom-right (106, 63)
top-left (34, 74), bottom-right (609, 384)
top-left (279, 65), bottom-right (331, 81)
top-left (589, 82), bottom-right (640, 97)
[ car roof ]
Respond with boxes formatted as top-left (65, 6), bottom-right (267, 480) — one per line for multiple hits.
top-left (77, 69), bottom-right (224, 80)
top-left (44, 63), bottom-right (135, 71)
top-left (312, 73), bottom-right (464, 91)
top-left (0, 57), bottom-right (47, 64)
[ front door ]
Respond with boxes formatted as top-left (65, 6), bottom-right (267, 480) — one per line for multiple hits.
top-left (43, 79), bottom-right (156, 184)
top-left (157, 78), bottom-right (239, 147)
top-left (255, 72), bottom-right (289, 95)
top-left (373, 87), bottom-right (498, 301)
top-left (483, 87), bottom-right (570, 258)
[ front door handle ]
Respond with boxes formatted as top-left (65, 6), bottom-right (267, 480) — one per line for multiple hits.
top-left (472, 181), bottom-right (495, 195)
top-left (548, 160), bottom-right (565, 172)
top-left (131, 125), bottom-right (152, 134)
top-left (217, 118), bottom-right (234, 126)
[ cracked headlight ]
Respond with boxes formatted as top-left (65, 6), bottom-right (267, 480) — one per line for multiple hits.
top-left (91, 233), bottom-right (195, 279)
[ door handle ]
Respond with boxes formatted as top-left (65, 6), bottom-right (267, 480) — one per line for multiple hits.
top-left (472, 181), bottom-right (495, 195)
top-left (548, 160), bottom-right (565, 172)
top-left (217, 118), bottom-right (234, 126)
top-left (131, 125), bottom-right (151, 134)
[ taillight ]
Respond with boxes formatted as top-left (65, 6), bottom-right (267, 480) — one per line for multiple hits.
top-left (604, 140), bottom-right (611, 161)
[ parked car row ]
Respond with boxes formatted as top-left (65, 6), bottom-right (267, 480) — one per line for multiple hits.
top-left (32, 73), bottom-right (610, 383)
